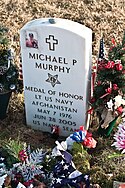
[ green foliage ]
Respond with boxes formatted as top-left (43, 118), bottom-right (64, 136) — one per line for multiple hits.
top-left (0, 25), bottom-right (23, 93)
top-left (3, 138), bottom-right (24, 159)
top-left (2, 138), bottom-right (25, 168)
top-left (42, 152), bottom-right (56, 172)
top-left (71, 142), bottom-right (91, 173)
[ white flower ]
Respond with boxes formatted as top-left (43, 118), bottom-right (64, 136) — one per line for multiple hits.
top-left (115, 59), bottom-right (121, 64)
top-left (114, 95), bottom-right (125, 109)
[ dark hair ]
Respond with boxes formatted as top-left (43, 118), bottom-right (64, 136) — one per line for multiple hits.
top-left (29, 33), bottom-right (34, 38)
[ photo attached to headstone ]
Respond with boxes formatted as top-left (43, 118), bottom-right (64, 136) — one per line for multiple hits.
top-left (25, 31), bottom-right (38, 49)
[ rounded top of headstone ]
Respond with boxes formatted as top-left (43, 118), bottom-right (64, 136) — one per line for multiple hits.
top-left (20, 18), bottom-right (92, 38)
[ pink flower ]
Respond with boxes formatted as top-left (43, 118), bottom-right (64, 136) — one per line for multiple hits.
top-left (113, 84), bottom-right (118, 90)
top-left (82, 137), bottom-right (97, 148)
top-left (86, 131), bottom-right (92, 138)
top-left (112, 123), bottom-right (125, 153)
top-left (117, 106), bottom-right (123, 115)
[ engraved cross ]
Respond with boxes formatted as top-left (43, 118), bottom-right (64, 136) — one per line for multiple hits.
top-left (46, 35), bottom-right (58, 51)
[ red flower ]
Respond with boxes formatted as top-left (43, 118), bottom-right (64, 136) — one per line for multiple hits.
top-left (23, 179), bottom-right (33, 186)
top-left (105, 61), bottom-right (115, 69)
top-left (82, 137), bottom-right (97, 148)
top-left (18, 150), bottom-right (27, 162)
top-left (117, 106), bottom-right (123, 115)
top-left (86, 131), bottom-right (92, 138)
top-left (115, 63), bottom-right (123, 71)
top-left (105, 87), bottom-right (112, 94)
top-left (113, 84), bottom-right (118, 90)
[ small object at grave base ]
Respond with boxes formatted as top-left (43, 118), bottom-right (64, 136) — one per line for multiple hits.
top-left (98, 117), bottom-right (117, 137)
top-left (51, 125), bottom-right (59, 139)
top-left (48, 18), bottom-right (56, 24)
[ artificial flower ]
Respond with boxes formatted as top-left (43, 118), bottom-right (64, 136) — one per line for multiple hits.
top-left (105, 87), bottom-right (112, 94)
top-left (115, 59), bottom-right (121, 64)
top-left (82, 137), bottom-right (97, 148)
top-left (117, 106), bottom-right (123, 115)
top-left (105, 61), bottom-right (115, 69)
top-left (107, 99), bottom-right (114, 111)
top-left (114, 95), bottom-right (125, 109)
top-left (18, 150), bottom-right (27, 162)
top-left (92, 35), bottom-right (125, 132)
top-left (113, 84), bottom-right (118, 90)
top-left (112, 123), bottom-right (125, 153)
top-left (70, 130), bottom-right (87, 142)
top-left (115, 63), bottom-right (123, 71)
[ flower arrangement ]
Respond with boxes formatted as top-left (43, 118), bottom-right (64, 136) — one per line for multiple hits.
top-left (0, 25), bottom-right (22, 93)
top-left (0, 126), bottom-right (97, 188)
top-left (91, 34), bottom-right (125, 136)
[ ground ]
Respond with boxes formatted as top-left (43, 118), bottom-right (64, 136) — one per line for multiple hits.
top-left (0, 0), bottom-right (125, 187)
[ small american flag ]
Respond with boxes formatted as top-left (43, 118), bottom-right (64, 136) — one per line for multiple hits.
top-left (98, 37), bottom-right (105, 61)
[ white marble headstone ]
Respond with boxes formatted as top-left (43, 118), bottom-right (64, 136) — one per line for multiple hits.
top-left (20, 18), bottom-right (92, 137)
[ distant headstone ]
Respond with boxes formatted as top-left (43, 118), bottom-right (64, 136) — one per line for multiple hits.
top-left (20, 18), bottom-right (92, 137)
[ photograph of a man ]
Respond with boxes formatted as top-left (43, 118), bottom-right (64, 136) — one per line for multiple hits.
top-left (26, 32), bottom-right (38, 48)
